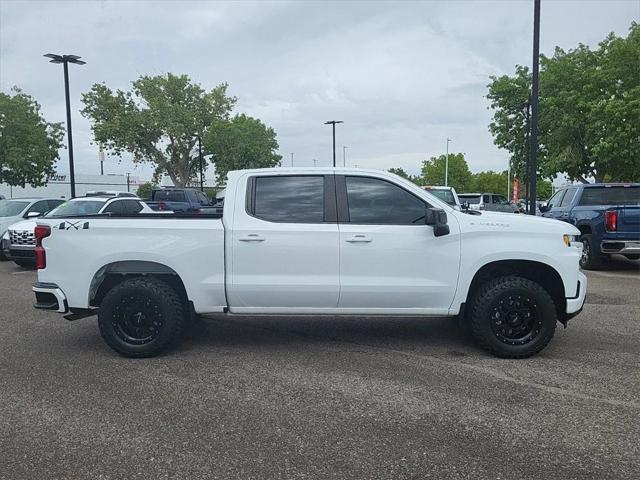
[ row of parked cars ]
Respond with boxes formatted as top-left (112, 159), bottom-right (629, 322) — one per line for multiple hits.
top-left (422, 183), bottom-right (639, 269)
top-left (0, 187), bottom-right (223, 268)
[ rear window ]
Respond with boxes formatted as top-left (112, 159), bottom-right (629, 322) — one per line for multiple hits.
top-left (47, 200), bottom-right (105, 216)
top-left (578, 186), bottom-right (640, 206)
top-left (459, 195), bottom-right (481, 205)
top-left (252, 176), bottom-right (324, 223)
top-left (0, 201), bottom-right (29, 217)
top-left (153, 190), bottom-right (187, 202)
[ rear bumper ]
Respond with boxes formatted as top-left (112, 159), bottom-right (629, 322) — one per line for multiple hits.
top-left (600, 240), bottom-right (640, 255)
top-left (32, 282), bottom-right (69, 313)
top-left (566, 271), bottom-right (587, 316)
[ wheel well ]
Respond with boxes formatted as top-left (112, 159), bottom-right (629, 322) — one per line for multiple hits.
top-left (466, 260), bottom-right (566, 322)
top-left (89, 261), bottom-right (189, 308)
top-left (577, 224), bottom-right (592, 235)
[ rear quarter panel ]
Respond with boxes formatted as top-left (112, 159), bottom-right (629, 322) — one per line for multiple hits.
top-left (37, 217), bottom-right (226, 313)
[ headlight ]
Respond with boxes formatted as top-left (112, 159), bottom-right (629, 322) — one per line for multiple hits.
top-left (563, 234), bottom-right (581, 247)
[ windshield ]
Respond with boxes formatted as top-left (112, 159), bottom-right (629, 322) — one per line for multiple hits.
top-left (47, 200), bottom-right (105, 217)
top-left (426, 189), bottom-right (456, 206)
top-left (0, 201), bottom-right (29, 217)
top-left (459, 195), bottom-right (481, 205)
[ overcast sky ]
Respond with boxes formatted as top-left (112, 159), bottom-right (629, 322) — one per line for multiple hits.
top-left (1, 0), bottom-right (638, 182)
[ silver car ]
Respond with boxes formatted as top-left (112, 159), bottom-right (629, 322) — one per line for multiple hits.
top-left (458, 193), bottom-right (521, 213)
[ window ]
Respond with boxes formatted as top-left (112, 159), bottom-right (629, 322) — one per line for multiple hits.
top-left (482, 194), bottom-right (491, 204)
top-left (345, 176), bottom-right (426, 224)
top-left (493, 195), bottom-right (508, 205)
top-left (26, 200), bottom-right (50, 216)
top-left (252, 176), bottom-right (325, 223)
top-left (46, 200), bottom-right (105, 217)
top-left (197, 191), bottom-right (210, 206)
top-left (546, 190), bottom-right (566, 210)
top-left (120, 200), bottom-right (144, 214)
top-left (102, 200), bottom-right (124, 214)
top-left (0, 201), bottom-right (29, 217)
top-left (559, 188), bottom-right (577, 207)
top-left (424, 188), bottom-right (456, 206)
top-left (47, 199), bottom-right (65, 212)
top-left (578, 186), bottom-right (640, 206)
top-left (153, 190), bottom-right (187, 202)
top-left (459, 195), bottom-right (481, 205)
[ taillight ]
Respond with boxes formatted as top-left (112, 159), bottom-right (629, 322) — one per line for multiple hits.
top-left (34, 225), bottom-right (51, 270)
top-left (604, 210), bottom-right (618, 232)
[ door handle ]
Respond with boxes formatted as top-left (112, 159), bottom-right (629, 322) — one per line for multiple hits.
top-left (346, 234), bottom-right (372, 243)
top-left (238, 234), bottom-right (265, 242)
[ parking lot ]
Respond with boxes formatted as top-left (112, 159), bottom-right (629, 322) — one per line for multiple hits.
top-left (0, 259), bottom-right (638, 480)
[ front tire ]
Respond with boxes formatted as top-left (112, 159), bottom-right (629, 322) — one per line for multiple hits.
top-left (469, 276), bottom-right (557, 358)
top-left (98, 277), bottom-right (186, 358)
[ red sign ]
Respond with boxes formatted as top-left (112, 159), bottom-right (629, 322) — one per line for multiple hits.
top-left (512, 178), bottom-right (519, 203)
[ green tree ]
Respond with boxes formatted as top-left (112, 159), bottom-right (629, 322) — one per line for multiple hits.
top-left (204, 114), bottom-right (281, 182)
top-left (136, 181), bottom-right (157, 200)
top-left (0, 88), bottom-right (64, 187)
top-left (487, 23), bottom-right (640, 183)
top-left (536, 179), bottom-right (553, 200)
top-left (471, 170), bottom-right (509, 196)
top-left (421, 153), bottom-right (473, 192)
top-left (81, 73), bottom-right (236, 186)
top-left (388, 167), bottom-right (423, 185)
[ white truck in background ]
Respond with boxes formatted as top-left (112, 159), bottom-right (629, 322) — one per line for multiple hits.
top-left (32, 168), bottom-right (587, 359)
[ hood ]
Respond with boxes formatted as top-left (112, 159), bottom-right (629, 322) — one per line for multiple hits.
top-left (8, 219), bottom-right (37, 232)
top-left (454, 210), bottom-right (580, 236)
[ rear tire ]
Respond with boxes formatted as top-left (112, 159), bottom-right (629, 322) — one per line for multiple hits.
top-left (580, 234), bottom-right (605, 270)
top-left (98, 277), bottom-right (186, 358)
top-left (469, 276), bottom-right (557, 358)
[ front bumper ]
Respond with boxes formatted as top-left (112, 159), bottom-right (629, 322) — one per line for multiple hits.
top-left (566, 271), bottom-right (587, 317)
top-left (600, 240), bottom-right (640, 255)
top-left (33, 282), bottom-right (69, 313)
top-left (8, 247), bottom-right (36, 264)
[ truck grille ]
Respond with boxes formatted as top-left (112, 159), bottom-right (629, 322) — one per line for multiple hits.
top-left (9, 229), bottom-right (35, 247)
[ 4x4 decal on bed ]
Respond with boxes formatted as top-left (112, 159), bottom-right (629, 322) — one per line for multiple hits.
top-left (58, 221), bottom-right (90, 231)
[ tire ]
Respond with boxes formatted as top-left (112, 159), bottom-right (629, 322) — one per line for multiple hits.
top-left (0, 250), bottom-right (7, 261)
top-left (624, 254), bottom-right (640, 261)
top-left (469, 276), bottom-right (557, 359)
top-left (98, 277), bottom-right (186, 358)
top-left (579, 234), bottom-right (605, 270)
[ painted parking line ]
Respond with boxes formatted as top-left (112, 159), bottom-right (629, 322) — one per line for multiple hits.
top-left (587, 270), bottom-right (640, 280)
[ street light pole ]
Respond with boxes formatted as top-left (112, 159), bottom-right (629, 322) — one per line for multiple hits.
top-left (528, 0), bottom-right (541, 215)
top-left (198, 136), bottom-right (204, 192)
top-left (342, 145), bottom-right (348, 167)
top-left (324, 120), bottom-right (343, 167)
top-left (44, 54), bottom-right (85, 199)
top-left (290, 152), bottom-right (294, 167)
top-left (445, 138), bottom-right (451, 187)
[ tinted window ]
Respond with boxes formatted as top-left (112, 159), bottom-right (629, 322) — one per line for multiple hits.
top-left (121, 200), bottom-right (143, 214)
top-left (483, 194), bottom-right (491, 203)
top-left (253, 176), bottom-right (325, 223)
top-left (425, 188), bottom-right (455, 206)
top-left (578, 186), bottom-right (640, 206)
top-left (546, 190), bottom-right (565, 210)
top-left (0, 201), bottom-right (29, 217)
top-left (47, 199), bottom-right (65, 211)
top-left (197, 191), bottom-right (210, 205)
top-left (153, 190), bottom-right (187, 202)
top-left (493, 195), bottom-right (508, 204)
top-left (559, 188), bottom-right (577, 207)
top-left (27, 200), bottom-right (50, 216)
top-left (346, 176), bottom-right (425, 224)
top-left (459, 195), bottom-right (481, 205)
top-left (102, 200), bottom-right (124, 214)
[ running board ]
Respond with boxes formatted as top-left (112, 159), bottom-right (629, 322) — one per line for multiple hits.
top-left (64, 309), bottom-right (97, 322)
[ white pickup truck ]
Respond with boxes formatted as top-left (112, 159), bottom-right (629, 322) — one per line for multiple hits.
top-left (32, 168), bottom-right (587, 359)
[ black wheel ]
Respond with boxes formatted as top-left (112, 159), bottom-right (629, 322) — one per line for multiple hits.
top-left (0, 250), bottom-right (7, 261)
top-left (469, 276), bottom-right (557, 358)
top-left (624, 254), bottom-right (640, 261)
top-left (579, 234), bottom-right (604, 270)
top-left (98, 277), bottom-right (186, 358)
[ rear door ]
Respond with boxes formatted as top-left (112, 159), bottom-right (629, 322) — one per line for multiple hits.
top-left (228, 174), bottom-right (340, 312)
top-left (336, 175), bottom-right (460, 314)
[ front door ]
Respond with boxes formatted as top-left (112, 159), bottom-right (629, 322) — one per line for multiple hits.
top-left (228, 174), bottom-right (340, 313)
top-left (336, 175), bottom-right (460, 314)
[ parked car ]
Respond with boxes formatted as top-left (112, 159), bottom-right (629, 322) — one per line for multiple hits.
top-left (6, 196), bottom-right (153, 267)
top-left (0, 198), bottom-right (65, 261)
top-left (32, 168), bottom-right (585, 360)
top-left (145, 187), bottom-right (213, 212)
top-left (85, 190), bottom-right (138, 198)
top-left (540, 183), bottom-right (640, 269)
top-left (458, 193), bottom-right (521, 213)
top-left (422, 186), bottom-right (461, 210)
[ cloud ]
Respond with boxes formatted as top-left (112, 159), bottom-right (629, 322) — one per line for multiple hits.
top-left (1, 0), bottom-right (637, 180)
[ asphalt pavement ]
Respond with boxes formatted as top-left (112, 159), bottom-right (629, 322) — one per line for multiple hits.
top-left (0, 257), bottom-right (639, 480)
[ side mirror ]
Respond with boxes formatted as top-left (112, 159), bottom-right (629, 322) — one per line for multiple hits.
top-left (460, 201), bottom-right (470, 210)
top-left (539, 203), bottom-right (549, 213)
top-left (25, 211), bottom-right (41, 219)
top-left (425, 207), bottom-right (450, 237)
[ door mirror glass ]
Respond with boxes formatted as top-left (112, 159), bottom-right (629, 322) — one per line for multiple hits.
top-left (425, 207), bottom-right (450, 237)
top-left (25, 211), bottom-right (41, 218)
top-left (539, 203), bottom-right (549, 213)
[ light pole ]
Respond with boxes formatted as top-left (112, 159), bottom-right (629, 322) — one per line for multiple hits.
top-left (528, 0), bottom-right (541, 215)
top-left (324, 120), bottom-right (343, 167)
top-left (342, 145), bottom-right (349, 167)
top-left (44, 54), bottom-right (86, 198)
top-left (290, 152), bottom-right (294, 167)
top-left (445, 138), bottom-right (451, 186)
top-left (198, 136), bottom-right (204, 191)
top-left (313, 159), bottom-right (317, 167)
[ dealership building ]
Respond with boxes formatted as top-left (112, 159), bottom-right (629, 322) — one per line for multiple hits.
top-left (0, 174), bottom-right (144, 200)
